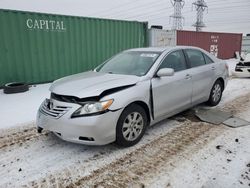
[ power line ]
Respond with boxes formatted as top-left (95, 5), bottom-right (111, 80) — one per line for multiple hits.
top-left (122, 6), bottom-right (173, 20)
top-left (83, 0), bottom-right (249, 33)
top-left (148, 12), bottom-right (249, 24)
top-left (95, 0), bottom-right (248, 18)
top-left (88, 0), bottom-right (249, 20)
top-left (93, 0), bottom-right (250, 23)
top-left (110, 2), bottom-right (249, 22)
top-left (122, 6), bottom-right (173, 19)
top-left (87, 0), bottom-right (145, 16)
top-left (145, 4), bottom-right (249, 22)
top-left (98, 0), bottom-right (167, 17)
top-left (185, 19), bottom-right (250, 24)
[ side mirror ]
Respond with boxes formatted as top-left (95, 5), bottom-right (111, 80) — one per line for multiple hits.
top-left (156, 68), bottom-right (174, 77)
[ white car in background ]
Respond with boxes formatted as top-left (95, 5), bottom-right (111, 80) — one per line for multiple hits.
top-left (37, 46), bottom-right (229, 147)
top-left (233, 53), bottom-right (250, 78)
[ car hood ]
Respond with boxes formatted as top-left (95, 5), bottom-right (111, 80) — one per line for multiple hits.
top-left (50, 71), bottom-right (140, 98)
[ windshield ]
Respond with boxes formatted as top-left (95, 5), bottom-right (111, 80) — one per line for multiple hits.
top-left (96, 51), bottom-right (161, 76)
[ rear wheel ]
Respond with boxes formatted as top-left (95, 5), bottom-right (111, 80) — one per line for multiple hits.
top-left (116, 104), bottom-right (148, 147)
top-left (207, 80), bottom-right (223, 106)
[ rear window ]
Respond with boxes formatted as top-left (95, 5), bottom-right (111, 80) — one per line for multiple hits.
top-left (203, 53), bottom-right (214, 64)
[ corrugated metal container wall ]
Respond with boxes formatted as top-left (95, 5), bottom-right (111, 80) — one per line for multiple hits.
top-left (148, 29), bottom-right (176, 47)
top-left (0, 9), bottom-right (148, 86)
top-left (176, 30), bottom-right (242, 59)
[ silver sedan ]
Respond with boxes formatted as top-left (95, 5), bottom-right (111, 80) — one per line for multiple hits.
top-left (37, 46), bottom-right (229, 147)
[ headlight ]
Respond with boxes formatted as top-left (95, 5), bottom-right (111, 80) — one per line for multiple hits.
top-left (71, 99), bottom-right (113, 118)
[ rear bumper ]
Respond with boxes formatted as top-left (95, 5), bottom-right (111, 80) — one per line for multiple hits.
top-left (36, 99), bottom-right (123, 145)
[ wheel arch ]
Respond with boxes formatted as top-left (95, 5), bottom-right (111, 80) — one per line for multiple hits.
top-left (125, 101), bottom-right (151, 125)
top-left (115, 100), bottom-right (150, 147)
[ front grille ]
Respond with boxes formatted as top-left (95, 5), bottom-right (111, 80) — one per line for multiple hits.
top-left (39, 99), bottom-right (71, 118)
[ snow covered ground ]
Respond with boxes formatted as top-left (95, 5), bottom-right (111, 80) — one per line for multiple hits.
top-left (0, 83), bottom-right (50, 129)
top-left (148, 99), bottom-right (250, 188)
top-left (0, 58), bottom-right (250, 187)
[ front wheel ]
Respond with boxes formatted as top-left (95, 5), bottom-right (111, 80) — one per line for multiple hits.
top-left (207, 80), bottom-right (223, 106)
top-left (116, 104), bottom-right (148, 147)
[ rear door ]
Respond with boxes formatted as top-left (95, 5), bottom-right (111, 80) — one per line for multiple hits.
top-left (184, 49), bottom-right (215, 105)
top-left (152, 50), bottom-right (193, 119)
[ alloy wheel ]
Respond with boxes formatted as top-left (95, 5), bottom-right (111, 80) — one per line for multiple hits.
top-left (212, 83), bottom-right (222, 103)
top-left (122, 112), bottom-right (144, 141)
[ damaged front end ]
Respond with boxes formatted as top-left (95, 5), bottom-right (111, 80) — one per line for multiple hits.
top-left (50, 84), bottom-right (136, 104)
top-left (49, 84), bottom-right (136, 118)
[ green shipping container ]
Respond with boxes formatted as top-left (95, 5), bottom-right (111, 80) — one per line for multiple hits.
top-left (0, 9), bottom-right (148, 87)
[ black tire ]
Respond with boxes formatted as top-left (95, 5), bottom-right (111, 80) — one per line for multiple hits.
top-left (3, 82), bottom-right (29, 94)
top-left (207, 80), bottom-right (223, 106)
top-left (116, 104), bottom-right (148, 147)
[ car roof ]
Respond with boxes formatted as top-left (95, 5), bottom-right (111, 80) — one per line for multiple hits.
top-left (126, 46), bottom-right (203, 53)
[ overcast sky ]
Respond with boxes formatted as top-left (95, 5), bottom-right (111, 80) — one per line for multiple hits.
top-left (0, 0), bottom-right (249, 35)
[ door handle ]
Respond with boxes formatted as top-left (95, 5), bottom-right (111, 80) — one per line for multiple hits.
top-left (211, 66), bottom-right (216, 70)
top-left (185, 74), bottom-right (192, 79)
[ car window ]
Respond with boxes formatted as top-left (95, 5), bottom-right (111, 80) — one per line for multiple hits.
top-left (185, 49), bottom-right (206, 68)
top-left (96, 51), bottom-right (160, 76)
top-left (203, 53), bottom-right (214, 64)
top-left (159, 50), bottom-right (187, 72)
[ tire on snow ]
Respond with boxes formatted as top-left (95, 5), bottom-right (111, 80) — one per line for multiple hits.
top-left (115, 104), bottom-right (148, 147)
top-left (207, 80), bottom-right (223, 106)
top-left (3, 82), bottom-right (29, 94)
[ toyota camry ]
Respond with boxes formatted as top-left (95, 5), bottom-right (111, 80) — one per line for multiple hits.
top-left (37, 46), bottom-right (229, 147)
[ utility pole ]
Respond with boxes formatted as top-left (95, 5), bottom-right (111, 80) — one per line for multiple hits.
top-left (192, 0), bottom-right (208, 31)
top-left (170, 0), bottom-right (185, 30)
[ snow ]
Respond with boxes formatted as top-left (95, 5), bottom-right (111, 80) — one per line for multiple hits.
top-left (0, 84), bottom-right (50, 129)
top-left (149, 108), bottom-right (250, 188)
top-left (220, 78), bottom-right (250, 104)
top-left (0, 120), bottom-right (182, 187)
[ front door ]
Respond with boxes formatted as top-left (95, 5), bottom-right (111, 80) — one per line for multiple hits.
top-left (152, 50), bottom-right (192, 119)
